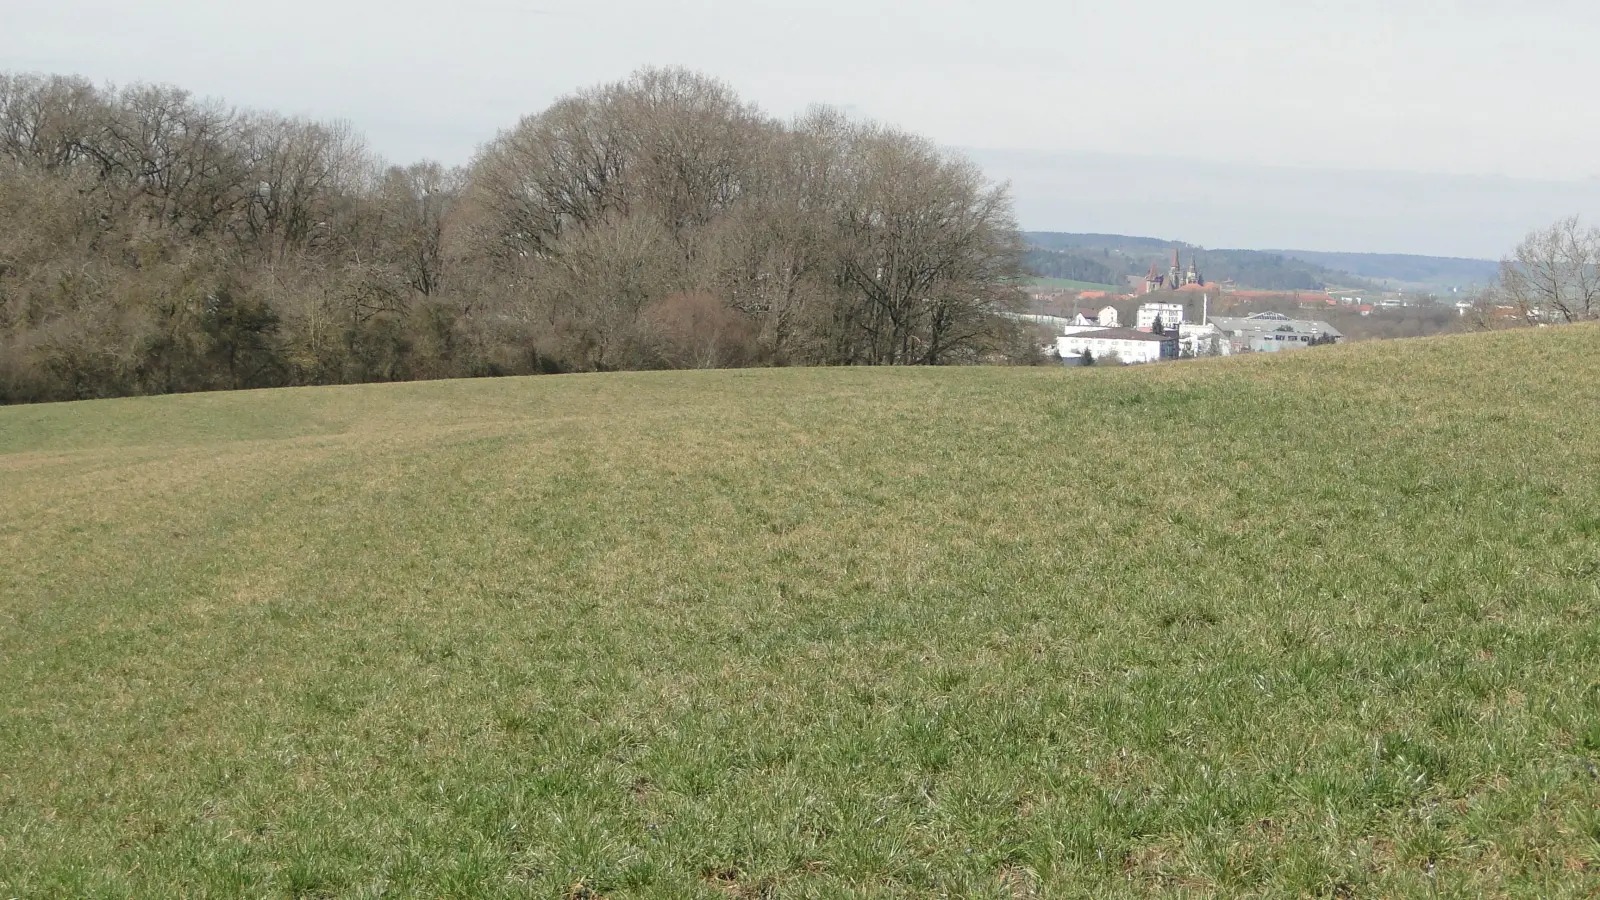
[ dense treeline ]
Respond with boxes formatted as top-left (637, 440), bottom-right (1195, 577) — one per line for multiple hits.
top-left (1269, 249), bottom-right (1498, 289)
top-left (0, 69), bottom-right (1030, 404)
top-left (1021, 248), bottom-right (1118, 286)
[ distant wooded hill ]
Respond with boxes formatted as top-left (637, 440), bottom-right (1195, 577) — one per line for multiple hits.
top-left (1024, 232), bottom-right (1499, 293)
top-left (1024, 232), bottom-right (1373, 292)
top-left (1265, 250), bottom-right (1500, 290)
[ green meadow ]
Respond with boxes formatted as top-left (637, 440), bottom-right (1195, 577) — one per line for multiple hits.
top-left (2, 327), bottom-right (1598, 898)
top-left (1028, 277), bottom-right (1126, 294)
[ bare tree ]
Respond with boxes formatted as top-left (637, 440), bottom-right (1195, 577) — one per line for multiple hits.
top-left (238, 114), bottom-right (374, 264)
top-left (371, 162), bottom-right (461, 297)
top-left (617, 68), bottom-right (762, 249)
top-left (89, 85), bottom-right (252, 234)
top-left (0, 73), bottom-right (103, 171)
top-left (1495, 216), bottom-right (1600, 324)
top-left (709, 109), bottom-right (851, 364)
top-left (533, 214), bottom-right (682, 371)
top-left (829, 123), bottom-right (1025, 365)
top-left (466, 90), bottom-right (635, 267)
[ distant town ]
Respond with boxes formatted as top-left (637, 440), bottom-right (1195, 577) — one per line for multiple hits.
top-left (1022, 245), bottom-right (1497, 364)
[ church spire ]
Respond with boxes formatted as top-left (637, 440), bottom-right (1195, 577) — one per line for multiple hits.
top-left (1144, 261), bottom-right (1163, 294)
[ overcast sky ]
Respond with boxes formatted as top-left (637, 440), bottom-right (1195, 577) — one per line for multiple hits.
top-left (5, 0), bottom-right (1598, 257)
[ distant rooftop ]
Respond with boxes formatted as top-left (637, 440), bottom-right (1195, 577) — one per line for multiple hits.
top-left (1059, 327), bottom-right (1178, 343)
top-left (1210, 312), bottom-right (1343, 338)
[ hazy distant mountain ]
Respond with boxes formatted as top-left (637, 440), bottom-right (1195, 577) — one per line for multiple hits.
top-left (1024, 232), bottom-right (1505, 294)
top-left (1266, 250), bottom-right (1499, 290)
top-left (971, 148), bottom-right (1600, 260)
top-left (1023, 232), bottom-right (1376, 293)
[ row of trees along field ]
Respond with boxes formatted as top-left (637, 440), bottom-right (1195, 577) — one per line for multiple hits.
top-left (0, 69), bottom-right (1032, 404)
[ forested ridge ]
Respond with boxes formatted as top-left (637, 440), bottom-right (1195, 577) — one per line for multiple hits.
top-left (1024, 232), bottom-right (1378, 292)
top-left (0, 69), bottom-right (1030, 404)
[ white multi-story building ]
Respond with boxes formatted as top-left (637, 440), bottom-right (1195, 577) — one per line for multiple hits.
top-left (1057, 327), bottom-right (1179, 365)
top-left (1137, 302), bottom-right (1185, 331)
top-left (1057, 306), bottom-right (1122, 332)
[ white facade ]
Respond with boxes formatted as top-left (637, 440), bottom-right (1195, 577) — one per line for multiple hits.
top-left (1096, 306), bottom-right (1120, 328)
top-left (1057, 328), bottom-right (1176, 365)
top-left (1176, 323), bottom-right (1231, 357)
top-left (1137, 302), bottom-right (1185, 331)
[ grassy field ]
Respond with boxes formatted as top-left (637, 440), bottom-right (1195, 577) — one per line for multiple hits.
top-left (2, 327), bottom-right (1599, 898)
top-left (1028, 277), bottom-right (1125, 294)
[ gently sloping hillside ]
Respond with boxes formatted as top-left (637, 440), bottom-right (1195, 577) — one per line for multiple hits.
top-left (2, 328), bottom-right (1598, 898)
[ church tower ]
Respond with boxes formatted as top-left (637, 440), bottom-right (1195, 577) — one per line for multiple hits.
top-left (1144, 261), bottom-right (1164, 294)
top-left (1167, 250), bottom-right (1181, 292)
